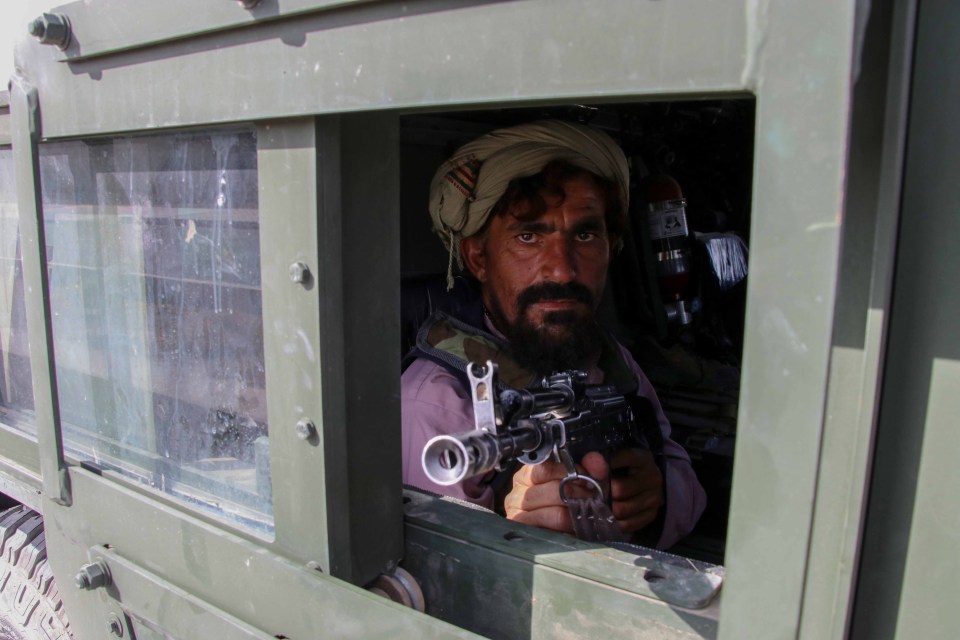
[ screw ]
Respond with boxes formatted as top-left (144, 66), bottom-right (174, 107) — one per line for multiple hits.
top-left (107, 614), bottom-right (124, 637)
top-left (75, 561), bottom-right (111, 591)
top-left (28, 13), bottom-right (71, 50)
top-left (295, 418), bottom-right (316, 441)
top-left (289, 261), bottom-right (311, 284)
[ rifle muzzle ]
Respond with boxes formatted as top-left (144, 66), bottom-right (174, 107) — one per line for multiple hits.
top-left (422, 431), bottom-right (503, 486)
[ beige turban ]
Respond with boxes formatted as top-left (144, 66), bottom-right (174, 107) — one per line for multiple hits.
top-left (428, 120), bottom-right (630, 288)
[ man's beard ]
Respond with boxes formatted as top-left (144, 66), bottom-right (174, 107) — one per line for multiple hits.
top-left (487, 282), bottom-right (603, 375)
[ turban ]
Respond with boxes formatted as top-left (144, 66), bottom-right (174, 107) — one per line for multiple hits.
top-left (428, 120), bottom-right (630, 288)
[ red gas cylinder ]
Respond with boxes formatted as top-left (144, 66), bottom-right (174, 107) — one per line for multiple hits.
top-left (644, 173), bottom-right (695, 326)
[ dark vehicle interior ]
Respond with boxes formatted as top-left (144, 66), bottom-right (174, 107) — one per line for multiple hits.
top-left (397, 98), bottom-right (756, 564)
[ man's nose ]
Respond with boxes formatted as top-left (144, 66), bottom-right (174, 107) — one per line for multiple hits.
top-left (542, 236), bottom-right (577, 282)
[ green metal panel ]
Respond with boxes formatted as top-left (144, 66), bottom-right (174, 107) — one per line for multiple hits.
top-left (48, 0), bottom-right (377, 62)
top-left (42, 469), bottom-right (480, 639)
top-left (0, 455), bottom-right (42, 512)
top-left (799, 0), bottom-right (915, 637)
top-left (718, 0), bottom-right (859, 637)
top-left (0, 428), bottom-right (41, 479)
top-left (851, 0), bottom-right (960, 637)
top-left (895, 360), bottom-right (960, 638)
top-left (257, 115), bottom-right (403, 584)
top-left (329, 112), bottom-right (404, 582)
top-left (257, 118), bottom-right (337, 572)
top-left (87, 545), bottom-right (280, 640)
top-left (8, 78), bottom-right (71, 506)
top-left (403, 490), bottom-right (721, 639)
top-left (17, 0), bottom-right (748, 137)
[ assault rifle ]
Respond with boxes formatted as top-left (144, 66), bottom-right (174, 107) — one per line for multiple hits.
top-left (421, 360), bottom-right (644, 501)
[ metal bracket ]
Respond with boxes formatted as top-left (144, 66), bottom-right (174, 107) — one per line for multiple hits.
top-left (9, 76), bottom-right (72, 507)
top-left (468, 360), bottom-right (497, 433)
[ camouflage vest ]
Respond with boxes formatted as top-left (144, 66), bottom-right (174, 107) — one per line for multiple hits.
top-left (410, 310), bottom-right (640, 395)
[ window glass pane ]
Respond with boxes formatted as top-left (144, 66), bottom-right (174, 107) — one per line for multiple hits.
top-left (39, 131), bottom-right (272, 534)
top-left (0, 147), bottom-right (36, 433)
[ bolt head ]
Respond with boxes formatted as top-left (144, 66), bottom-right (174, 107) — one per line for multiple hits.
top-left (75, 561), bottom-right (111, 590)
top-left (295, 418), bottom-right (316, 440)
top-left (289, 261), bottom-right (310, 284)
top-left (107, 615), bottom-right (124, 637)
top-left (29, 13), bottom-right (71, 49)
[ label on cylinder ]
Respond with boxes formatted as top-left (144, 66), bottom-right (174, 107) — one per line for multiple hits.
top-left (649, 204), bottom-right (690, 240)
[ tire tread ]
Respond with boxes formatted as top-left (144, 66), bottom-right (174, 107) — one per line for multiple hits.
top-left (0, 506), bottom-right (71, 640)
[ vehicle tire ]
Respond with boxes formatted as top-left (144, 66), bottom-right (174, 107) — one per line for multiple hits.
top-left (0, 506), bottom-right (71, 640)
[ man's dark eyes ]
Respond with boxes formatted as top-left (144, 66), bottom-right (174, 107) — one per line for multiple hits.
top-left (515, 231), bottom-right (600, 243)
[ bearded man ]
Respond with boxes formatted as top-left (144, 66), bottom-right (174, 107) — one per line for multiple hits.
top-left (401, 120), bottom-right (705, 548)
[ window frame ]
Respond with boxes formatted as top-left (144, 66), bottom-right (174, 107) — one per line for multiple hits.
top-left (0, 92), bottom-right (43, 510)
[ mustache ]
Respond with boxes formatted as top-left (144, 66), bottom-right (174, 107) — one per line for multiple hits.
top-left (516, 281), bottom-right (594, 313)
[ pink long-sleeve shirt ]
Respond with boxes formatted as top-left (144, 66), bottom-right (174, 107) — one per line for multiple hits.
top-left (401, 339), bottom-right (707, 549)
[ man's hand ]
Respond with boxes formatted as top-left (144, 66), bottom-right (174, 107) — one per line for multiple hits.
top-left (503, 448), bottom-right (663, 535)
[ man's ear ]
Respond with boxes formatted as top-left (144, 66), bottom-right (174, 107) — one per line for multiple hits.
top-left (460, 235), bottom-right (487, 282)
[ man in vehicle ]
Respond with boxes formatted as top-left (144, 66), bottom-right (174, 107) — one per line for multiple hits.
top-left (401, 120), bottom-right (705, 548)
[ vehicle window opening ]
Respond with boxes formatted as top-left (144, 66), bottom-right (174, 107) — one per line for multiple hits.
top-left (399, 99), bottom-right (754, 565)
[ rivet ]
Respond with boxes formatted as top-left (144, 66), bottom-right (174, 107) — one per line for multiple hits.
top-left (295, 418), bottom-right (317, 441)
top-left (289, 261), bottom-right (311, 284)
top-left (107, 614), bottom-right (124, 637)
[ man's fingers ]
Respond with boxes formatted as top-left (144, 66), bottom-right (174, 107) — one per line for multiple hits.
top-left (507, 466), bottom-right (595, 513)
top-left (505, 464), bottom-right (576, 534)
top-left (504, 478), bottom-right (562, 513)
top-left (580, 451), bottom-right (610, 482)
top-left (505, 449), bottom-right (666, 539)
top-left (609, 468), bottom-right (663, 500)
top-left (608, 448), bottom-right (663, 501)
top-left (522, 458), bottom-right (567, 485)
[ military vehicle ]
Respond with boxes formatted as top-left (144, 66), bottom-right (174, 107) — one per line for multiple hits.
top-left (0, 0), bottom-right (956, 638)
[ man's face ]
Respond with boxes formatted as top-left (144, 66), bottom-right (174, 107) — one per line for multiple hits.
top-left (462, 174), bottom-right (612, 371)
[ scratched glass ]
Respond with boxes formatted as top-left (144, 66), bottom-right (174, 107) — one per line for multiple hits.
top-left (38, 132), bottom-right (272, 534)
top-left (0, 147), bottom-right (37, 436)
